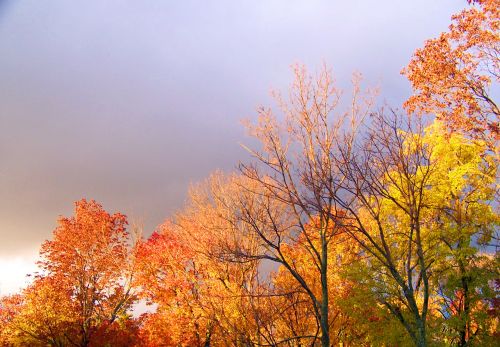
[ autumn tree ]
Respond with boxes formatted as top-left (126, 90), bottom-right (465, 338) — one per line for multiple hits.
top-left (421, 122), bottom-right (499, 346)
top-left (218, 64), bottom-right (376, 346)
top-left (175, 189), bottom-right (271, 346)
top-left (134, 222), bottom-right (214, 346)
top-left (119, 61), bottom-right (498, 346)
top-left (1, 199), bottom-right (140, 347)
top-left (0, 294), bottom-right (24, 346)
top-left (236, 61), bottom-right (495, 346)
top-left (268, 224), bottom-right (379, 346)
top-left (323, 109), bottom-right (498, 346)
top-left (4, 277), bottom-right (77, 346)
top-left (135, 195), bottom-right (270, 346)
top-left (403, 0), bottom-right (499, 149)
top-left (321, 111), bottom-right (438, 347)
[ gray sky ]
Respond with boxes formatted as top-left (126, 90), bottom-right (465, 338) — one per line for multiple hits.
top-left (0, 0), bottom-right (463, 293)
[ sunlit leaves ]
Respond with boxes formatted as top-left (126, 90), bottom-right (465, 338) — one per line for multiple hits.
top-left (403, 0), bottom-right (499, 148)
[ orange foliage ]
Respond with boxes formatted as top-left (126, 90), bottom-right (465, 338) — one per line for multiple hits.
top-left (403, 0), bottom-right (499, 146)
top-left (0, 294), bottom-right (23, 346)
top-left (39, 199), bottom-right (130, 287)
top-left (0, 199), bottom-right (139, 347)
top-left (135, 223), bottom-right (213, 346)
top-left (270, 220), bottom-right (370, 345)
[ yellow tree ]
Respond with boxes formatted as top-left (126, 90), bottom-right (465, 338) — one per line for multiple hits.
top-left (330, 113), bottom-right (498, 346)
top-left (421, 121), bottom-right (498, 346)
top-left (326, 111), bottom-right (439, 347)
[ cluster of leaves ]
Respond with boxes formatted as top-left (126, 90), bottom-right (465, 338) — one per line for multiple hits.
top-left (403, 0), bottom-right (499, 148)
top-left (0, 1), bottom-right (498, 346)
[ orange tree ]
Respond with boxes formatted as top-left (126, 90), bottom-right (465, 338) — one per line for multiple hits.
top-left (134, 222), bottom-right (210, 346)
top-left (135, 187), bottom-right (271, 346)
top-left (1, 199), bottom-right (139, 347)
top-left (403, 0), bottom-right (499, 149)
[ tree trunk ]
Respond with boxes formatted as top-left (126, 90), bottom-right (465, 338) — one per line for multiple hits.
top-left (458, 260), bottom-right (471, 347)
top-left (320, 233), bottom-right (330, 347)
top-left (415, 318), bottom-right (427, 347)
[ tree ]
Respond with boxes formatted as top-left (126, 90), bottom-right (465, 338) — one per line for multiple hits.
top-left (0, 293), bottom-right (24, 346)
top-left (232, 62), bottom-right (439, 345)
top-left (20, 199), bottom-right (139, 347)
top-left (327, 111), bottom-right (499, 346)
top-left (327, 111), bottom-right (438, 347)
top-left (403, 0), bottom-right (499, 149)
top-left (135, 223), bottom-right (213, 347)
top-left (4, 277), bottom-right (75, 346)
top-left (268, 223), bottom-right (376, 346)
top-left (421, 121), bottom-right (498, 346)
top-left (135, 199), bottom-right (268, 346)
top-left (229, 64), bottom-right (376, 346)
top-left (175, 192), bottom-right (269, 346)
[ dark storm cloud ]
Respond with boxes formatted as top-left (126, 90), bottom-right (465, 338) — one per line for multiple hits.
top-left (0, 0), bottom-right (462, 259)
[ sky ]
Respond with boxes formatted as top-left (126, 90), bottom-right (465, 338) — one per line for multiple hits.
top-left (0, 0), bottom-right (464, 295)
